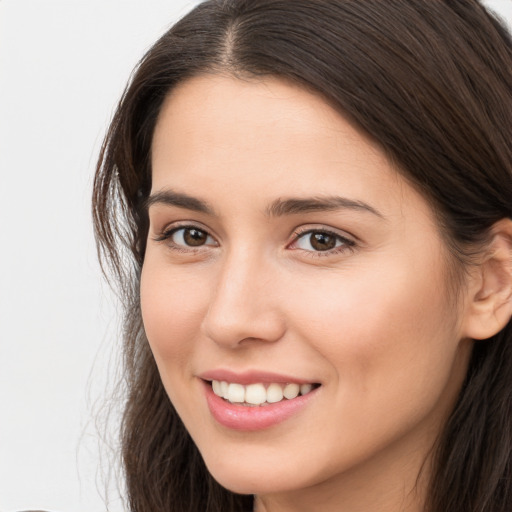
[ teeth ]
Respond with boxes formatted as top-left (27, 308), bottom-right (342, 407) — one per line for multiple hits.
top-left (266, 383), bottom-right (284, 403)
top-left (300, 383), bottom-right (313, 395)
top-left (245, 383), bottom-right (267, 405)
top-left (227, 383), bottom-right (245, 403)
top-left (211, 380), bottom-right (316, 405)
top-left (212, 380), bottom-right (222, 396)
top-left (283, 383), bottom-right (300, 399)
top-left (220, 381), bottom-right (229, 399)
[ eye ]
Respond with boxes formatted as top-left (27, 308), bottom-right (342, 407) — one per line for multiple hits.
top-left (172, 227), bottom-right (213, 247)
top-left (156, 225), bottom-right (217, 250)
top-left (290, 228), bottom-right (355, 254)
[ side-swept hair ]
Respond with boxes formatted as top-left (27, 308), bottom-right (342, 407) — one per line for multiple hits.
top-left (93, 1), bottom-right (512, 510)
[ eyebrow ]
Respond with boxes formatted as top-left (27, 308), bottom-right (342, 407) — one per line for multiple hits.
top-left (146, 189), bottom-right (383, 219)
top-left (266, 196), bottom-right (384, 218)
top-left (146, 190), bottom-right (216, 215)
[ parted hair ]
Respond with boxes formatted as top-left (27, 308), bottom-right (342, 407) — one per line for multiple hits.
top-left (93, 1), bottom-right (512, 511)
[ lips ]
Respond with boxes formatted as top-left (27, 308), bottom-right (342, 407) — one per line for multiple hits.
top-left (199, 370), bottom-right (321, 430)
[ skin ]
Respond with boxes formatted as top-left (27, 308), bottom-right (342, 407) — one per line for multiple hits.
top-left (141, 75), bottom-right (477, 512)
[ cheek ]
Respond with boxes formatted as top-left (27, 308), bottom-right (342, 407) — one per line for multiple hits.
top-left (275, 255), bottom-right (466, 466)
top-left (284, 251), bottom-right (460, 395)
top-left (140, 258), bottom-right (208, 366)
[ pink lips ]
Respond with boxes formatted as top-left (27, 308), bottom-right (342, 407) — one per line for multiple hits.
top-left (199, 370), bottom-right (319, 431)
top-left (199, 369), bottom-right (312, 385)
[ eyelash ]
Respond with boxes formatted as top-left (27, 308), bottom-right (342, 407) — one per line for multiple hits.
top-left (290, 227), bottom-right (356, 256)
top-left (154, 224), bottom-right (356, 257)
top-left (154, 224), bottom-right (217, 253)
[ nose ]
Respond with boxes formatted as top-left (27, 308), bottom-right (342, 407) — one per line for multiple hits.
top-left (201, 250), bottom-right (286, 349)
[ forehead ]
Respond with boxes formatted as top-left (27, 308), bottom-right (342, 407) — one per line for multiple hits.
top-left (152, 74), bottom-right (377, 164)
top-left (150, 74), bottom-right (428, 223)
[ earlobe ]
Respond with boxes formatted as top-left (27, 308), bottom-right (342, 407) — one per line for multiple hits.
top-left (463, 218), bottom-right (512, 341)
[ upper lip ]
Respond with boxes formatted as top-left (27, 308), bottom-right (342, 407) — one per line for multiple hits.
top-left (198, 369), bottom-right (319, 385)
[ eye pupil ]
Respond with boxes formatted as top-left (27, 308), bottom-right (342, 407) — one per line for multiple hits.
top-left (310, 232), bottom-right (336, 251)
top-left (184, 228), bottom-right (207, 246)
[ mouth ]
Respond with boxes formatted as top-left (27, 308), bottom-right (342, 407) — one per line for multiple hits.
top-left (206, 379), bottom-right (321, 407)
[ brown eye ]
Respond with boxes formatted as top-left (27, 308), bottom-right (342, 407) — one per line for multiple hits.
top-left (309, 232), bottom-right (337, 251)
top-left (183, 228), bottom-right (208, 246)
top-left (166, 227), bottom-right (216, 248)
top-left (291, 229), bottom-right (354, 254)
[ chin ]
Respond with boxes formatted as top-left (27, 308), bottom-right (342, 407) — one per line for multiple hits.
top-left (202, 451), bottom-right (317, 496)
top-left (213, 474), bottom-right (293, 496)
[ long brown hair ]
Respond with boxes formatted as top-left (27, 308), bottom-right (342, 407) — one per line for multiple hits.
top-left (93, 1), bottom-right (512, 511)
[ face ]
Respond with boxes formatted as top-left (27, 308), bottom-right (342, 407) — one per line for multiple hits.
top-left (141, 75), bottom-right (472, 504)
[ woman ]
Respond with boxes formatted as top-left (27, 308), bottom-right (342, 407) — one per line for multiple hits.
top-left (93, 1), bottom-right (512, 511)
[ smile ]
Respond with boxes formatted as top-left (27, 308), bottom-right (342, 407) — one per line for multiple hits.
top-left (210, 380), bottom-right (317, 406)
top-left (202, 376), bottom-right (321, 431)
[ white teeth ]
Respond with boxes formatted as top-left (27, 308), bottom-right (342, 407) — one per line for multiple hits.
top-left (212, 380), bottom-right (222, 396)
top-left (227, 383), bottom-right (245, 403)
top-left (220, 381), bottom-right (229, 399)
top-left (245, 383), bottom-right (267, 405)
top-left (300, 383), bottom-right (313, 395)
top-left (266, 383), bottom-right (284, 403)
top-left (283, 383), bottom-right (300, 399)
top-left (211, 380), bottom-right (316, 405)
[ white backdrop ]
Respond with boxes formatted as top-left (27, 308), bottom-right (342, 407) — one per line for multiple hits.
top-left (0, 1), bottom-right (510, 511)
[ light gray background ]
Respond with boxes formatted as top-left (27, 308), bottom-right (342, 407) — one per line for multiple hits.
top-left (0, 1), bottom-right (510, 511)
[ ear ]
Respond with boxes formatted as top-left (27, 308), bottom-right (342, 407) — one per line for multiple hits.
top-left (463, 218), bottom-right (512, 340)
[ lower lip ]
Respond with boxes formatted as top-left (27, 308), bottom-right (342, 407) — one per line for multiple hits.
top-left (203, 381), bottom-right (319, 431)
